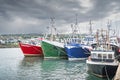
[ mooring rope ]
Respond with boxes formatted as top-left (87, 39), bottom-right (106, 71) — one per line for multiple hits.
top-left (105, 65), bottom-right (110, 80)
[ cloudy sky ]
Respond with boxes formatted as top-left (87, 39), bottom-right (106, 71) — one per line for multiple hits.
top-left (0, 0), bottom-right (120, 34)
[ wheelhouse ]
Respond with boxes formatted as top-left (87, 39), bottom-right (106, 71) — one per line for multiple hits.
top-left (91, 51), bottom-right (115, 62)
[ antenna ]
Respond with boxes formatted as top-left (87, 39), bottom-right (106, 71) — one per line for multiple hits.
top-left (107, 20), bottom-right (111, 36)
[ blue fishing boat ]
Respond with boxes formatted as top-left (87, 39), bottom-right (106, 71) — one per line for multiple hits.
top-left (64, 15), bottom-right (91, 60)
top-left (64, 38), bottom-right (91, 60)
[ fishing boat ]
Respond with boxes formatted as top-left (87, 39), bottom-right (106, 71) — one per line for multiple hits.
top-left (86, 29), bottom-right (119, 78)
top-left (86, 45), bottom-right (119, 78)
top-left (41, 39), bottom-right (67, 58)
top-left (64, 38), bottom-right (91, 60)
top-left (64, 15), bottom-right (91, 60)
top-left (19, 39), bottom-right (43, 57)
top-left (41, 17), bottom-right (67, 59)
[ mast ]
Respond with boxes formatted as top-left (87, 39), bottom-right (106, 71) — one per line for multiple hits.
top-left (69, 14), bottom-right (80, 43)
top-left (50, 17), bottom-right (56, 41)
top-left (45, 26), bottom-right (50, 39)
top-left (107, 20), bottom-right (111, 50)
top-left (96, 29), bottom-right (99, 46)
top-left (72, 14), bottom-right (78, 34)
top-left (107, 20), bottom-right (111, 37)
top-left (75, 14), bottom-right (78, 26)
top-left (72, 14), bottom-right (79, 37)
top-left (89, 20), bottom-right (93, 35)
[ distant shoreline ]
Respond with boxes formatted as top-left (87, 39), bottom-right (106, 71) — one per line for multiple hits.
top-left (0, 44), bottom-right (19, 48)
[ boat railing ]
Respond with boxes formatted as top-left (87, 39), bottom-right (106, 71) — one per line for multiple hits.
top-left (64, 37), bottom-right (81, 44)
top-left (91, 58), bottom-right (114, 62)
top-left (91, 52), bottom-right (115, 62)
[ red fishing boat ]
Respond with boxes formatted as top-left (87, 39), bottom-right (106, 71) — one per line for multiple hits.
top-left (19, 41), bottom-right (43, 57)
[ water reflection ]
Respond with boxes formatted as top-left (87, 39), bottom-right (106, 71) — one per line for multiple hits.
top-left (0, 48), bottom-right (109, 80)
top-left (19, 57), bottom-right (43, 67)
top-left (64, 60), bottom-right (88, 80)
top-left (41, 59), bottom-right (65, 80)
top-left (17, 57), bottom-right (44, 80)
top-left (86, 73), bottom-right (108, 80)
top-left (40, 59), bottom-right (88, 80)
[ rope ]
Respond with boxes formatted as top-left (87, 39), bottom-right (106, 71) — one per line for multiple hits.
top-left (82, 47), bottom-right (91, 54)
top-left (105, 65), bottom-right (110, 80)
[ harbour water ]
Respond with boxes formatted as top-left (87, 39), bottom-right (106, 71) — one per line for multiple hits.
top-left (0, 48), bottom-right (110, 80)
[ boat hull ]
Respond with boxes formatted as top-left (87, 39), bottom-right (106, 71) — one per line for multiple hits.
top-left (65, 44), bottom-right (90, 60)
top-left (41, 40), bottom-right (67, 58)
top-left (19, 42), bottom-right (43, 57)
top-left (86, 60), bottom-right (118, 78)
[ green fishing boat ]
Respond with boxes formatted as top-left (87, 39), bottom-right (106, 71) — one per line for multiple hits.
top-left (41, 40), bottom-right (67, 59)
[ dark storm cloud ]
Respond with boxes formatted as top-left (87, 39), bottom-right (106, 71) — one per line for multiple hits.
top-left (0, 0), bottom-right (82, 20)
top-left (0, 0), bottom-right (120, 34)
top-left (86, 0), bottom-right (120, 20)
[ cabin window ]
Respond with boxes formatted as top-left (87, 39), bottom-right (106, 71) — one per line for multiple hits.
top-left (92, 53), bottom-right (97, 58)
top-left (103, 54), bottom-right (107, 59)
top-left (108, 54), bottom-right (112, 59)
top-left (98, 54), bottom-right (102, 59)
